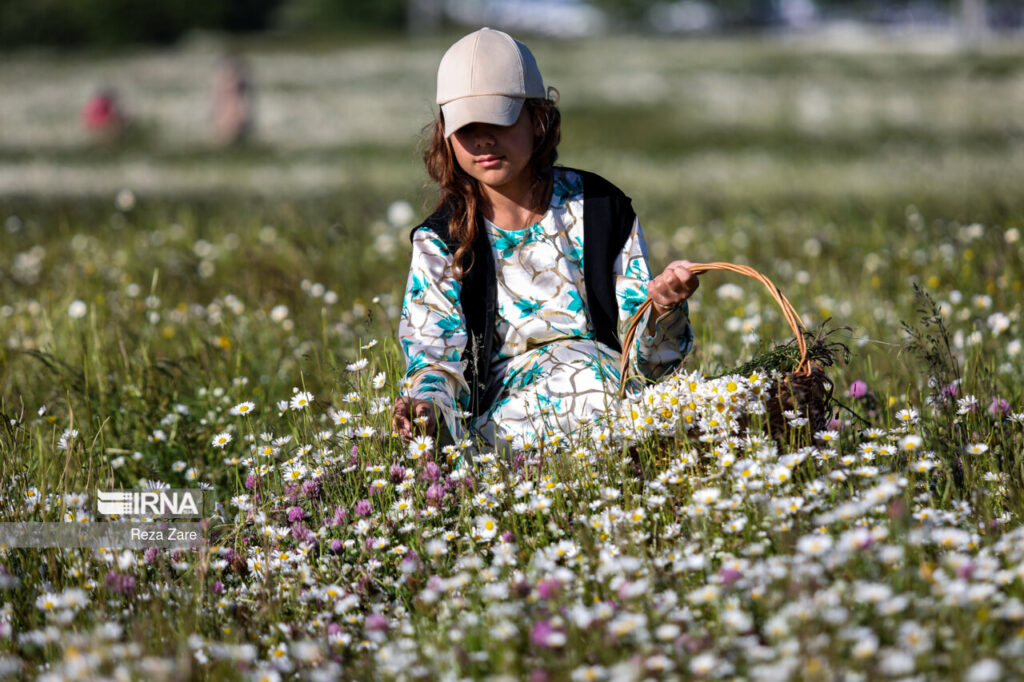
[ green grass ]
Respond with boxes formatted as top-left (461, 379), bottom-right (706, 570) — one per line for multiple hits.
top-left (0, 34), bottom-right (1023, 680)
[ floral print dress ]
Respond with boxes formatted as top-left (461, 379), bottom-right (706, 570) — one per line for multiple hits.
top-left (399, 168), bottom-right (693, 450)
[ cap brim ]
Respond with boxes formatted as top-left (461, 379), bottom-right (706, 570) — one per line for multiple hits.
top-left (441, 95), bottom-right (524, 138)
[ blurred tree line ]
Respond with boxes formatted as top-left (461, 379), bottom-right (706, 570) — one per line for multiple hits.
top-left (0, 0), bottom-right (398, 47)
top-left (0, 0), bottom-right (977, 48)
top-left (0, 0), bottom-right (279, 47)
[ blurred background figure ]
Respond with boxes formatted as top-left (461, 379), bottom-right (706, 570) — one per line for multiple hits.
top-left (81, 88), bottom-right (124, 143)
top-left (211, 52), bottom-right (253, 146)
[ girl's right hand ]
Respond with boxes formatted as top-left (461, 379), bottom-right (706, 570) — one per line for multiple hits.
top-left (650, 260), bottom-right (700, 316)
top-left (392, 396), bottom-right (438, 442)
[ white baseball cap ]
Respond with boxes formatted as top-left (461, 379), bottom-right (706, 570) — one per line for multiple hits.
top-left (436, 27), bottom-right (546, 138)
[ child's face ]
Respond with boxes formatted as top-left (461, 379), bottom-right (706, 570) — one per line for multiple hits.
top-left (450, 108), bottom-right (539, 198)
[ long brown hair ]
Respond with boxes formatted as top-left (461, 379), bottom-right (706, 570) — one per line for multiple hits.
top-left (422, 91), bottom-right (561, 279)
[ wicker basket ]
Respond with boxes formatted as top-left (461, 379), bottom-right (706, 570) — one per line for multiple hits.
top-left (619, 262), bottom-right (834, 440)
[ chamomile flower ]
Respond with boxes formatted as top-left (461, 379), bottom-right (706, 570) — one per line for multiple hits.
top-left (226, 402), bottom-right (252, 418)
top-left (405, 435), bottom-right (432, 458)
top-left (283, 462), bottom-right (307, 482)
top-left (689, 653), bottom-right (719, 677)
top-left (912, 457), bottom-right (936, 472)
top-left (58, 428), bottom-right (79, 450)
top-left (425, 539), bottom-right (448, 557)
top-left (797, 533), bottom-right (833, 556)
top-left (899, 434), bottom-right (923, 452)
top-left (815, 429), bottom-right (839, 443)
top-left (895, 408), bottom-right (919, 425)
top-left (346, 358), bottom-right (369, 372)
top-left (211, 432), bottom-right (233, 448)
top-left (290, 391), bottom-right (314, 410)
top-left (475, 515), bottom-right (499, 540)
top-left (254, 443), bottom-right (278, 458)
top-left (35, 592), bottom-right (63, 615)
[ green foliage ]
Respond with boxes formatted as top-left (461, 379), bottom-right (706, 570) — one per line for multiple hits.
top-left (0, 0), bottom-right (281, 48)
top-left (901, 283), bottom-right (962, 406)
top-left (716, 322), bottom-right (851, 378)
top-left (276, 0), bottom-right (407, 34)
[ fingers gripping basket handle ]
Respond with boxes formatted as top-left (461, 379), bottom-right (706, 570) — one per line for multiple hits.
top-left (618, 262), bottom-right (810, 397)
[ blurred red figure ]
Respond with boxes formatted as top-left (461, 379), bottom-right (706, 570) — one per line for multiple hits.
top-left (81, 89), bottom-right (124, 141)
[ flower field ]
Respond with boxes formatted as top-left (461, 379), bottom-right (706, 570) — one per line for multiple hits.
top-left (2, 33), bottom-right (1024, 681)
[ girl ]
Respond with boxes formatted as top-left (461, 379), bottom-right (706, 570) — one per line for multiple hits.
top-left (392, 27), bottom-right (699, 452)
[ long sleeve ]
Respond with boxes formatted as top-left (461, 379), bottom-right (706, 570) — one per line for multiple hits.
top-left (398, 229), bottom-right (472, 421)
top-left (614, 218), bottom-right (694, 382)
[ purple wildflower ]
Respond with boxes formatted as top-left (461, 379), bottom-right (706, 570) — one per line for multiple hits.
top-left (957, 562), bottom-right (976, 580)
top-left (536, 579), bottom-right (561, 600)
top-left (105, 571), bottom-right (135, 595)
top-left (291, 522), bottom-right (313, 543)
top-left (425, 483), bottom-right (445, 507)
top-left (283, 482), bottom-right (300, 502)
top-left (365, 613), bottom-right (389, 632)
top-left (849, 380), bottom-right (868, 399)
top-left (530, 620), bottom-right (563, 649)
top-left (989, 397), bottom-right (1011, 418)
top-left (354, 499), bottom-right (372, 516)
top-left (718, 567), bottom-right (742, 585)
top-left (287, 506), bottom-right (305, 523)
top-left (301, 478), bottom-right (321, 499)
top-left (422, 461), bottom-right (442, 482)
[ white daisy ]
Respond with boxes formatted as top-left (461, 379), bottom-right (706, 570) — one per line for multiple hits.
top-left (346, 358), bottom-right (369, 373)
top-left (230, 401), bottom-right (255, 416)
top-left (290, 391), bottom-right (314, 410)
top-left (211, 432), bottom-right (233, 448)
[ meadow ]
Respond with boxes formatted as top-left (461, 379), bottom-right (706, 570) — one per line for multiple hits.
top-left (1, 31), bottom-right (1024, 680)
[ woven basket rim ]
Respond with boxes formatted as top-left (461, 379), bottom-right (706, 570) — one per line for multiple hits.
top-left (619, 262), bottom-right (811, 398)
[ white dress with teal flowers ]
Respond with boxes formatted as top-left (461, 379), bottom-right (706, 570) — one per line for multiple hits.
top-left (399, 168), bottom-right (693, 450)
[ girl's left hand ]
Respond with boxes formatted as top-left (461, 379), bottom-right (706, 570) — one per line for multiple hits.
top-left (649, 260), bottom-right (699, 316)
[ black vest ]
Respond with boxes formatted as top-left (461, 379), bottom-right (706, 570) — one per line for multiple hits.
top-left (410, 168), bottom-right (636, 418)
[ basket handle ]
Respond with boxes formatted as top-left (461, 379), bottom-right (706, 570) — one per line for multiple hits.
top-left (618, 262), bottom-right (810, 397)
